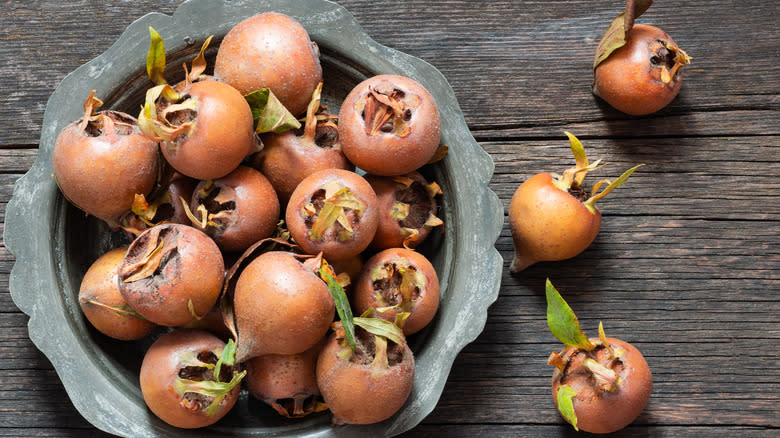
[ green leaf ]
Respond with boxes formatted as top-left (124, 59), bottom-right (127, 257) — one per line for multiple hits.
top-left (146, 26), bottom-right (167, 85)
top-left (319, 266), bottom-right (356, 350)
top-left (353, 317), bottom-right (405, 347)
top-left (244, 88), bottom-right (301, 134)
top-left (545, 279), bottom-right (594, 350)
top-left (593, 0), bottom-right (654, 70)
top-left (565, 131), bottom-right (589, 186)
top-left (556, 385), bottom-right (579, 431)
top-left (214, 338), bottom-right (237, 381)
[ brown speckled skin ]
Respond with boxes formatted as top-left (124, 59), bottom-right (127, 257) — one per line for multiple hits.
top-left (233, 251), bottom-right (334, 361)
top-left (53, 111), bottom-right (158, 226)
top-left (353, 248), bottom-right (440, 335)
top-left (214, 12), bottom-right (322, 116)
top-left (190, 166), bottom-right (280, 253)
top-left (338, 75), bottom-right (441, 176)
top-left (245, 341), bottom-right (322, 402)
top-left (552, 337), bottom-right (652, 434)
top-left (161, 80), bottom-right (254, 180)
top-left (255, 130), bottom-right (353, 204)
top-left (140, 330), bottom-right (240, 429)
top-left (316, 328), bottom-right (415, 425)
top-left (286, 169), bottom-right (378, 262)
top-left (509, 172), bottom-right (601, 272)
top-left (593, 24), bottom-right (684, 116)
top-left (118, 224), bottom-right (225, 327)
top-left (78, 247), bottom-right (157, 341)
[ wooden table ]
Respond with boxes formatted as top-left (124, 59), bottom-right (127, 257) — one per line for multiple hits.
top-left (1, 1), bottom-right (778, 436)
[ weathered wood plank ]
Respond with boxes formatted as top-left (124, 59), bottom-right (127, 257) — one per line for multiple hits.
top-left (2, 1), bottom-right (778, 144)
top-left (1, 0), bottom-right (778, 437)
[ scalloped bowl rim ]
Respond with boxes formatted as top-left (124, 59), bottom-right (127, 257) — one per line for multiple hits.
top-left (3, 0), bottom-right (504, 437)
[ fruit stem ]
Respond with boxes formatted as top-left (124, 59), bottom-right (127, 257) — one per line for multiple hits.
top-left (582, 357), bottom-right (619, 392)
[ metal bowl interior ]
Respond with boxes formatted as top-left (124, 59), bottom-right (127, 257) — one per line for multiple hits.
top-left (4, 0), bottom-right (504, 437)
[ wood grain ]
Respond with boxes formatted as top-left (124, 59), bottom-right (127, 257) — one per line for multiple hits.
top-left (0, 0), bottom-right (778, 437)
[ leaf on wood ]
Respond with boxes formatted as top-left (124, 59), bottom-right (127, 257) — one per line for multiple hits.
top-left (545, 279), bottom-right (594, 350)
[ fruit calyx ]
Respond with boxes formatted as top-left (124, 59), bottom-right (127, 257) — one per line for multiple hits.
top-left (120, 226), bottom-right (177, 283)
top-left (362, 85), bottom-right (416, 137)
top-left (649, 39), bottom-right (691, 85)
top-left (550, 132), bottom-right (643, 214)
top-left (265, 393), bottom-right (328, 419)
top-left (138, 84), bottom-right (199, 147)
top-left (182, 181), bottom-right (237, 235)
top-left (392, 176), bottom-right (443, 249)
top-left (173, 338), bottom-right (246, 416)
top-left (304, 181), bottom-right (366, 242)
top-left (370, 259), bottom-right (425, 316)
top-left (335, 317), bottom-right (406, 371)
top-left (299, 82), bottom-right (339, 148)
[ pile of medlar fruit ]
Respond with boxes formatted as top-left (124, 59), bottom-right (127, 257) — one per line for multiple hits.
top-left (60, 11), bottom-right (447, 430)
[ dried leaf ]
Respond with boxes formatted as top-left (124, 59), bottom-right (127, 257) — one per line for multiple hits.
top-left (593, 0), bottom-right (654, 70)
top-left (426, 144), bottom-right (449, 164)
top-left (245, 88), bottom-right (301, 134)
top-left (584, 163), bottom-right (644, 212)
top-left (189, 35), bottom-right (213, 82)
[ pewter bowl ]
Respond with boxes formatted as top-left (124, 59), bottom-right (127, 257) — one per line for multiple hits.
top-left (4, 0), bottom-right (503, 436)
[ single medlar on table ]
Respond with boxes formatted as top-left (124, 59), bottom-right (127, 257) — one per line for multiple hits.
top-left (509, 132), bottom-right (642, 272)
top-left (545, 280), bottom-right (652, 434)
top-left (592, 0), bottom-right (691, 115)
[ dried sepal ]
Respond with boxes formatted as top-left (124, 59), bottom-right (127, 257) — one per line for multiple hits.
top-left (309, 184), bottom-right (366, 242)
top-left (364, 86), bottom-right (412, 137)
top-left (121, 238), bottom-right (167, 283)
